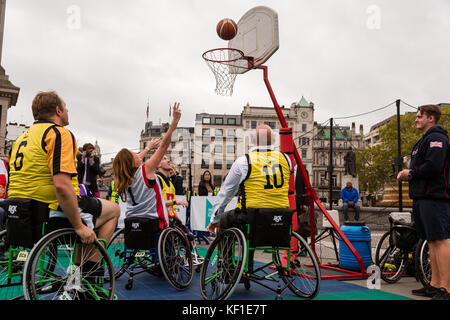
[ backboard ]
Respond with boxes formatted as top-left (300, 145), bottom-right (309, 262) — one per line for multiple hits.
top-left (228, 6), bottom-right (279, 74)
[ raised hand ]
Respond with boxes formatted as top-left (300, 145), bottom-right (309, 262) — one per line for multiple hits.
top-left (171, 102), bottom-right (181, 124)
top-left (146, 138), bottom-right (161, 151)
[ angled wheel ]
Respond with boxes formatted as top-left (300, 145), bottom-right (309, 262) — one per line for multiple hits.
top-left (274, 231), bottom-right (321, 299)
top-left (158, 227), bottom-right (194, 290)
top-left (106, 228), bottom-right (127, 281)
top-left (415, 239), bottom-right (431, 288)
top-left (199, 227), bottom-right (247, 300)
top-left (375, 231), bottom-right (407, 283)
top-left (23, 228), bottom-right (116, 300)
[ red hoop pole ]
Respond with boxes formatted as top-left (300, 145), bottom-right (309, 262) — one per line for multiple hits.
top-left (256, 65), bottom-right (367, 274)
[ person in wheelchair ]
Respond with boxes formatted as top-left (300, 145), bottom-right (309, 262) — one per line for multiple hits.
top-left (156, 156), bottom-right (190, 232)
top-left (6, 91), bottom-right (120, 275)
top-left (113, 103), bottom-right (181, 231)
top-left (207, 124), bottom-right (293, 271)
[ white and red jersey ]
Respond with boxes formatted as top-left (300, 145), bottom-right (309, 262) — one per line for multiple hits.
top-left (125, 164), bottom-right (168, 229)
top-left (0, 159), bottom-right (9, 200)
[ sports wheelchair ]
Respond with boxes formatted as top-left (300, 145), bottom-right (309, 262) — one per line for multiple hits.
top-left (375, 212), bottom-right (431, 287)
top-left (107, 215), bottom-right (194, 291)
top-left (199, 208), bottom-right (321, 300)
top-left (0, 198), bottom-right (116, 300)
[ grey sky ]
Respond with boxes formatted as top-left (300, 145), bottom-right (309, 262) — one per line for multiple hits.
top-left (3, 0), bottom-right (449, 160)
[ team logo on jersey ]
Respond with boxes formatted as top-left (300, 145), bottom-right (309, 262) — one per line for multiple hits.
top-left (8, 205), bottom-right (17, 215)
top-left (273, 216), bottom-right (282, 223)
top-left (430, 141), bottom-right (443, 148)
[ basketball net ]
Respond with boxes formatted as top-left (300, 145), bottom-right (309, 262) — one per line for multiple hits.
top-left (202, 48), bottom-right (253, 96)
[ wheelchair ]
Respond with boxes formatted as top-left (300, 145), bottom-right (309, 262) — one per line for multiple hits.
top-left (0, 199), bottom-right (116, 300)
top-left (199, 208), bottom-right (321, 300)
top-left (107, 215), bottom-right (194, 291)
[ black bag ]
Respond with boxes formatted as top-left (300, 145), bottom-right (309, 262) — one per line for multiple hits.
top-left (392, 223), bottom-right (417, 250)
top-left (124, 216), bottom-right (160, 250)
top-left (248, 208), bottom-right (294, 248)
top-left (2, 198), bottom-right (49, 249)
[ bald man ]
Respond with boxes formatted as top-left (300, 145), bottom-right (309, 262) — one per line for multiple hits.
top-left (208, 124), bottom-right (292, 239)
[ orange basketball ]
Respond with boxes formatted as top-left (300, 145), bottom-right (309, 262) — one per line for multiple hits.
top-left (216, 18), bottom-right (238, 40)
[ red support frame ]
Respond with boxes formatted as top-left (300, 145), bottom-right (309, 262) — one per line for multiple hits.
top-left (256, 65), bottom-right (370, 280)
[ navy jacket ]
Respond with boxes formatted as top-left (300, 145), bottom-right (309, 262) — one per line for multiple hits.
top-left (409, 125), bottom-right (450, 200)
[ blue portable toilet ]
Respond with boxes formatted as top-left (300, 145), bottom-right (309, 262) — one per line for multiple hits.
top-left (339, 221), bottom-right (372, 271)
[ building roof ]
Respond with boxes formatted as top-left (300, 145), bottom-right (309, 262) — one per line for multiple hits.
top-left (296, 96), bottom-right (310, 107)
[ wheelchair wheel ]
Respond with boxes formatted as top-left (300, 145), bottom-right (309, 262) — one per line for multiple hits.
top-left (106, 228), bottom-right (126, 281)
top-left (415, 239), bottom-right (431, 288)
top-left (199, 227), bottom-right (247, 300)
top-left (274, 231), bottom-right (321, 299)
top-left (375, 230), bottom-right (406, 283)
top-left (23, 228), bottom-right (116, 300)
top-left (0, 230), bottom-right (27, 299)
top-left (158, 227), bottom-right (194, 290)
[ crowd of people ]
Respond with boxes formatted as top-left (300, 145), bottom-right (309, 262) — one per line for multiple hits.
top-left (0, 91), bottom-right (448, 300)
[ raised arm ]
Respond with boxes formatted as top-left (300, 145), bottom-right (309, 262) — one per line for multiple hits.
top-left (144, 102), bottom-right (181, 178)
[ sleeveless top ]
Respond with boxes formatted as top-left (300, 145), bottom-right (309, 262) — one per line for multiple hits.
top-left (125, 164), bottom-right (168, 229)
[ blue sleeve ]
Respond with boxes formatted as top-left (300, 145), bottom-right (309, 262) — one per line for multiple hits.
top-left (340, 189), bottom-right (347, 202)
top-left (353, 189), bottom-right (359, 202)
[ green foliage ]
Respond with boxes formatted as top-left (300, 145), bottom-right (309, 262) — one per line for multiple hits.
top-left (356, 108), bottom-right (449, 194)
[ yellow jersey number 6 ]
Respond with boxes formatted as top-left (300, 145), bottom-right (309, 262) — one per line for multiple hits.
top-left (13, 141), bottom-right (27, 171)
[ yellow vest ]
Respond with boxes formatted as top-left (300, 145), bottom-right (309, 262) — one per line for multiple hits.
top-left (157, 173), bottom-right (176, 218)
top-left (8, 121), bottom-right (80, 210)
top-left (238, 150), bottom-right (291, 209)
top-left (110, 180), bottom-right (119, 203)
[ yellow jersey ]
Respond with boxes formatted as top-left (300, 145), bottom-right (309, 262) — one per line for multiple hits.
top-left (8, 121), bottom-right (80, 210)
top-left (238, 150), bottom-right (291, 209)
top-left (156, 173), bottom-right (176, 219)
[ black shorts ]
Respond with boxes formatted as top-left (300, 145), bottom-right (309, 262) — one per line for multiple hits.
top-left (78, 196), bottom-right (102, 224)
top-left (413, 199), bottom-right (450, 241)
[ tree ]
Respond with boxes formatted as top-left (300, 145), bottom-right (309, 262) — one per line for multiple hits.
top-left (356, 108), bottom-right (449, 196)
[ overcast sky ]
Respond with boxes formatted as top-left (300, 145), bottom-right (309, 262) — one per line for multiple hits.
top-left (3, 0), bottom-right (449, 160)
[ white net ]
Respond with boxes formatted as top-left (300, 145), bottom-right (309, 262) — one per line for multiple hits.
top-left (203, 48), bottom-right (248, 96)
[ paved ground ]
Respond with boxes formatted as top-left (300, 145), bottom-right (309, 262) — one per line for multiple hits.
top-left (197, 230), bottom-right (431, 300)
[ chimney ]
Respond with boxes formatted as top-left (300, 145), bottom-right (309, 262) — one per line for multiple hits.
top-left (351, 122), bottom-right (355, 133)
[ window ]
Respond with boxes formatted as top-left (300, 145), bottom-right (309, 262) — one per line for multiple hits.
top-left (264, 121), bottom-right (276, 129)
top-left (320, 141), bottom-right (325, 148)
top-left (214, 145), bottom-right (222, 153)
top-left (202, 117), bottom-right (211, 124)
top-left (227, 160), bottom-right (234, 169)
top-left (214, 159), bottom-right (222, 169)
top-left (301, 137), bottom-right (310, 146)
top-left (227, 145), bottom-right (235, 154)
top-left (228, 129), bottom-right (236, 137)
top-left (344, 142), bottom-right (348, 149)
top-left (302, 124), bottom-right (307, 132)
top-left (202, 144), bottom-right (210, 153)
top-left (202, 128), bottom-right (210, 136)
top-left (251, 121), bottom-right (257, 129)
top-left (201, 159), bottom-right (209, 169)
top-left (227, 118), bottom-right (236, 125)
top-left (320, 174), bottom-right (326, 186)
top-left (301, 149), bottom-right (307, 158)
top-left (215, 129), bottom-right (223, 136)
top-left (215, 118), bottom-right (223, 125)
top-left (181, 170), bottom-right (186, 179)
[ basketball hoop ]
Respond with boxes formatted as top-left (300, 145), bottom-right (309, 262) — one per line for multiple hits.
top-left (202, 48), bottom-right (253, 96)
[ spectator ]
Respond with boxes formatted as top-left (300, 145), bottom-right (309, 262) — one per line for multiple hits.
top-left (397, 104), bottom-right (450, 300)
top-left (170, 164), bottom-right (184, 195)
top-left (340, 181), bottom-right (360, 221)
top-left (107, 180), bottom-right (119, 204)
top-left (0, 158), bottom-right (8, 258)
top-left (198, 170), bottom-right (215, 196)
top-left (77, 143), bottom-right (101, 197)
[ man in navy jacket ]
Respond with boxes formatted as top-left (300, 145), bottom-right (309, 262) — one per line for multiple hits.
top-left (398, 104), bottom-right (450, 300)
top-left (340, 181), bottom-right (360, 221)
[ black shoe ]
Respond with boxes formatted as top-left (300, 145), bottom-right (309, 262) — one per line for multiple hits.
top-left (412, 286), bottom-right (439, 297)
top-left (431, 288), bottom-right (450, 300)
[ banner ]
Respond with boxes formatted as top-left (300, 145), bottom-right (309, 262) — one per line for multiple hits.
top-left (175, 195), bottom-right (187, 225)
top-left (189, 196), bottom-right (238, 231)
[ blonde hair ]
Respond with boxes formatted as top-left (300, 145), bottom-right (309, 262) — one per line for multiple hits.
top-left (113, 148), bottom-right (137, 202)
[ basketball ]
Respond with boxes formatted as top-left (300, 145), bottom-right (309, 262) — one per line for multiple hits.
top-left (216, 18), bottom-right (238, 40)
